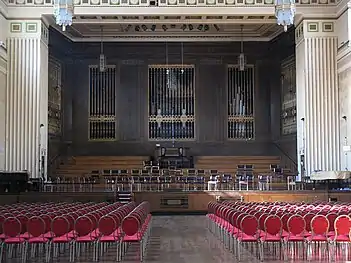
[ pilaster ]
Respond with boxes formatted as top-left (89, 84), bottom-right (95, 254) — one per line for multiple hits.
top-left (295, 20), bottom-right (341, 178)
top-left (5, 20), bottom-right (49, 179)
top-left (295, 19), bottom-right (341, 178)
top-left (0, 12), bottom-right (7, 170)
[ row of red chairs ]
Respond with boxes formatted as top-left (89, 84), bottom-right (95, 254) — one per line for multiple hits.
top-left (0, 201), bottom-right (152, 262)
top-left (207, 201), bottom-right (351, 261)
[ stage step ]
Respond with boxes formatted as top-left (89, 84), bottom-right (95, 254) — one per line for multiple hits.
top-left (116, 191), bottom-right (133, 203)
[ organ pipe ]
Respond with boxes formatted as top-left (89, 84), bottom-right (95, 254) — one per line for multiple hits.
top-left (227, 65), bottom-right (255, 139)
top-left (88, 65), bottom-right (116, 141)
top-left (148, 65), bottom-right (195, 140)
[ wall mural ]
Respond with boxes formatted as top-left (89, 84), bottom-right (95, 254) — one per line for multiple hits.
top-left (148, 65), bottom-right (196, 141)
top-left (227, 65), bottom-right (255, 140)
top-left (281, 57), bottom-right (297, 135)
top-left (48, 59), bottom-right (62, 136)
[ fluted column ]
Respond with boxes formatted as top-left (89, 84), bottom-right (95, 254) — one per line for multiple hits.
top-left (296, 20), bottom-right (341, 178)
top-left (5, 20), bottom-right (49, 179)
top-left (0, 13), bottom-right (7, 170)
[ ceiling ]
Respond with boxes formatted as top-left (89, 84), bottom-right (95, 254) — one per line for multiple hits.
top-left (47, 15), bottom-right (284, 41)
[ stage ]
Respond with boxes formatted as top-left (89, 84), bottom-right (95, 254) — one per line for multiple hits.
top-left (1, 190), bottom-right (350, 212)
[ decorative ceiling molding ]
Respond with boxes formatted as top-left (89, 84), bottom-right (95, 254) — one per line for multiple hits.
top-left (5, 0), bottom-right (338, 5)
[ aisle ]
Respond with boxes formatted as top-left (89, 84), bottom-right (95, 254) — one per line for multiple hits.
top-left (133, 215), bottom-right (255, 263)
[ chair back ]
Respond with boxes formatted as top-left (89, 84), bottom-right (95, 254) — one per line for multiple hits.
top-left (240, 215), bottom-right (259, 236)
top-left (303, 213), bottom-right (315, 232)
top-left (52, 216), bottom-right (70, 237)
top-left (75, 215), bottom-right (94, 237)
top-left (287, 215), bottom-right (305, 236)
top-left (0, 214), bottom-right (5, 234)
top-left (122, 215), bottom-right (139, 236)
top-left (311, 215), bottom-right (329, 235)
top-left (27, 216), bottom-right (46, 237)
top-left (334, 215), bottom-right (351, 236)
top-left (326, 213), bottom-right (338, 231)
top-left (3, 217), bottom-right (21, 238)
top-left (264, 215), bottom-right (282, 236)
top-left (98, 215), bottom-right (117, 236)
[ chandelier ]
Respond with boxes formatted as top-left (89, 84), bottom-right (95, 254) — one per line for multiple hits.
top-left (238, 25), bottom-right (246, 71)
top-left (53, 0), bottom-right (74, 31)
top-left (275, 0), bottom-right (296, 32)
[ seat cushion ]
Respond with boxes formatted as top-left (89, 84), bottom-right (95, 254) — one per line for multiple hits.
top-left (28, 237), bottom-right (49, 243)
top-left (306, 235), bottom-right (328, 242)
top-left (329, 235), bottom-right (351, 242)
top-left (100, 235), bottom-right (119, 242)
top-left (52, 235), bottom-right (72, 243)
top-left (76, 235), bottom-right (96, 242)
top-left (284, 235), bottom-right (305, 242)
top-left (5, 237), bottom-right (26, 244)
top-left (237, 234), bottom-right (258, 242)
top-left (123, 233), bottom-right (141, 242)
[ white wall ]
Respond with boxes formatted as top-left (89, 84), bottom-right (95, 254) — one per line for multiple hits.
top-left (0, 12), bottom-right (7, 170)
top-left (336, 10), bottom-right (350, 47)
top-left (338, 47), bottom-right (351, 171)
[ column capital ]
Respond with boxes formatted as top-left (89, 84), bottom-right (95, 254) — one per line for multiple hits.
top-left (295, 19), bottom-right (337, 45)
top-left (8, 20), bottom-right (49, 45)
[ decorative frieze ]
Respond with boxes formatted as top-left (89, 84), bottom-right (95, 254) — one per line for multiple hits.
top-left (6, 0), bottom-right (336, 5)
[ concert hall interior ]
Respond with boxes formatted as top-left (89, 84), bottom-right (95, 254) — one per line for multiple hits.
top-left (1, 0), bottom-right (351, 262)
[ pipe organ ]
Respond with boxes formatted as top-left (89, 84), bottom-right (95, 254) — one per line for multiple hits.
top-left (48, 59), bottom-right (62, 136)
top-left (281, 57), bottom-right (297, 135)
top-left (227, 65), bottom-right (255, 139)
top-left (88, 66), bottom-right (117, 141)
top-left (148, 65), bottom-right (195, 140)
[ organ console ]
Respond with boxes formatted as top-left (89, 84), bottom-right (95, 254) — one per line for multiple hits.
top-left (154, 147), bottom-right (193, 169)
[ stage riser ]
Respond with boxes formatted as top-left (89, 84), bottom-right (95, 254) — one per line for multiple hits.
top-left (0, 191), bottom-right (350, 211)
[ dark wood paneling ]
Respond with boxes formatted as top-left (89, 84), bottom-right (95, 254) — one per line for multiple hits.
top-left (53, 40), bottom-right (294, 156)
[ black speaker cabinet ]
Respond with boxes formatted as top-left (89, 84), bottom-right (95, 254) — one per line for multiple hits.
top-left (0, 171), bottom-right (29, 193)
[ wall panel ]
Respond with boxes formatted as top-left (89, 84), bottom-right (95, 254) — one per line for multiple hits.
top-left (62, 42), bottom-right (280, 156)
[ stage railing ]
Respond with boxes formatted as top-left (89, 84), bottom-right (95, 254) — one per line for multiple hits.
top-left (45, 169), bottom-right (305, 193)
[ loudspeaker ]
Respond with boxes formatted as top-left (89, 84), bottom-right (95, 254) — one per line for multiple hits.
top-left (0, 171), bottom-right (29, 193)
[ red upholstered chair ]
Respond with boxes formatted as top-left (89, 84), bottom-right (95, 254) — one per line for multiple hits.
top-left (0, 217), bottom-right (26, 263)
top-left (49, 216), bottom-right (74, 262)
top-left (236, 215), bottom-right (261, 261)
top-left (96, 215), bottom-right (121, 261)
top-left (0, 215), bottom-right (5, 240)
top-left (25, 216), bottom-right (51, 262)
top-left (329, 215), bottom-right (351, 261)
top-left (260, 215), bottom-right (283, 260)
top-left (303, 213), bottom-right (315, 237)
top-left (283, 214), bottom-right (306, 260)
top-left (73, 215), bottom-right (98, 261)
top-left (281, 213), bottom-right (291, 238)
top-left (326, 212), bottom-right (338, 237)
top-left (306, 215), bottom-right (330, 260)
